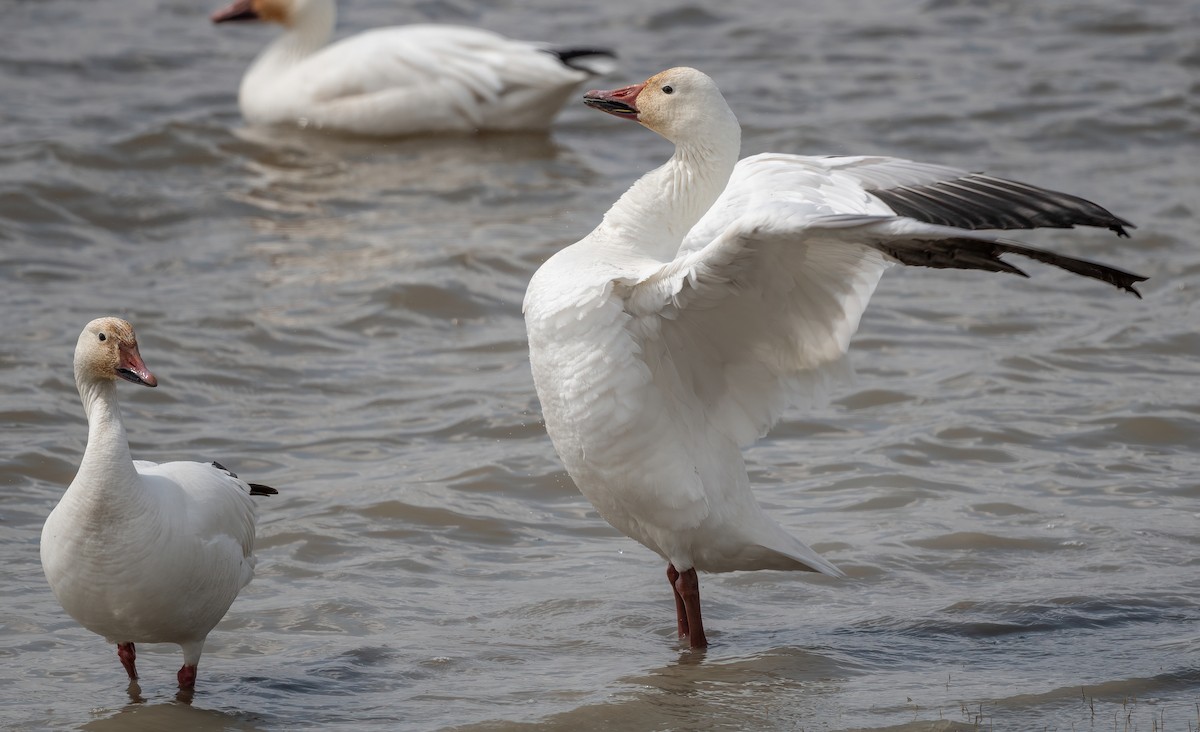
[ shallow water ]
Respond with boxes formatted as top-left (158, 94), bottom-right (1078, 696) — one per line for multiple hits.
top-left (2, 0), bottom-right (1199, 729)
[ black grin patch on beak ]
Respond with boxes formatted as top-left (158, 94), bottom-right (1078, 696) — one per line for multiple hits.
top-left (116, 368), bottom-right (150, 386)
top-left (217, 8), bottom-right (259, 21)
top-left (583, 96), bottom-right (638, 117)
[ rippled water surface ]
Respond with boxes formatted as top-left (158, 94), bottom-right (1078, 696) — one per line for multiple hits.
top-left (3, 0), bottom-right (1199, 729)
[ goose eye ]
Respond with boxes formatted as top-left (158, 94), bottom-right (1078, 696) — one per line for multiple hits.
top-left (662, 85), bottom-right (674, 95)
top-left (98, 333), bottom-right (107, 342)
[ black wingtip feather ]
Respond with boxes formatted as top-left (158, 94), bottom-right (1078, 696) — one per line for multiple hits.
top-left (545, 47), bottom-right (617, 72)
top-left (999, 241), bottom-right (1147, 298)
top-left (876, 236), bottom-right (1147, 298)
top-left (870, 173), bottom-right (1136, 238)
top-left (211, 461), bottom-right (279, 495)
top-left (972, 175), bottom-right (1135, 237)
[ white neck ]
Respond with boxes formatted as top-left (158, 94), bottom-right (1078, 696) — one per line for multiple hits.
top-left (589, 123), bottom-right (741, 264)
top-left (72, 378), bottom-right (141, 507)
top-left (242, 2), bottom-right (336, 96)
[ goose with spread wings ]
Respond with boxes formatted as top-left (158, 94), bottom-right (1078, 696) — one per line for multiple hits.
top-left (523, 67), bottom-right (1144, 649)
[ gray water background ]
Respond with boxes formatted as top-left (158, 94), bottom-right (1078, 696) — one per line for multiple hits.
top-left (2, 0), bottom-right (1199, 729)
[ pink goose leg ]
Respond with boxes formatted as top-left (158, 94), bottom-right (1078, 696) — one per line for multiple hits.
top-left (117, 642), bottom-right (138, 680)
top-left (667, 564), bottom-right (708, 648)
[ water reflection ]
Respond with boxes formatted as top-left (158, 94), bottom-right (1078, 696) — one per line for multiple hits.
top-left (228, 126), bottom-right (580, 214)
top-left (452, 646), bottom-right (853, 731)
top-left (126, 680), bottom-right (145, 705)
top-left (79, 697), bottom-right (267, 732)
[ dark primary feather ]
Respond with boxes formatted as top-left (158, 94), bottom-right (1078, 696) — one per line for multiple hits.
top-left (867, 172), bottom-right (1134, 237)
top-left (872, 236), bottom-right (1147, 298)
top-left (545, 47), bottom-right (616, 73)
top-left (210, 461), bottom-right (279, 496)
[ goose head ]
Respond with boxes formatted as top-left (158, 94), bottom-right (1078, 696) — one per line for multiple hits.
top-left (583, 67), bottom-right (739, 146)
top-left (74, 318), bottom-right (157, 389)
top-left (211, 0), bottom-right (330, 28)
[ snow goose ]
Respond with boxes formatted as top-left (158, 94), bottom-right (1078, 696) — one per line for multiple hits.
top-left (40, 318), bottom-right (277, 688)
top-left (211, 0), bottom-right (616, 136)
top-left (523, 67), bottom-right (1144, 649)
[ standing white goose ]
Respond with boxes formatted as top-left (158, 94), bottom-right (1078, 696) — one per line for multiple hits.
top-left (211, 0), bottom-right (616, 136)
top-left (523, 67), bottom-right (1144, 649)
top-left (41, 317), bottom-right (277, 689)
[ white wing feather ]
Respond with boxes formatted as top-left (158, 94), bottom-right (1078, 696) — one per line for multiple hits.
top-left (286, 26), bottom-right (587, 133)
top-left (135, 461), bottom-right (260, 566)
top-left (616, 154), bottom-right (895, 448)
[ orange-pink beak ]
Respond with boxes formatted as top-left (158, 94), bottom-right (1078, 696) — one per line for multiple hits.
top-left (117, 343), bottom-right (158, 388)
top-left (583, 83), bottom-right (645, 121)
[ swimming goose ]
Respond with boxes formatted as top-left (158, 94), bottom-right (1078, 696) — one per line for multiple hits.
top-left (211, 0), bottom-right (616, 136)
top-left (40, 318), bottom-right (277, 688)
top-left (523, 67), bottom-right (1144, 649)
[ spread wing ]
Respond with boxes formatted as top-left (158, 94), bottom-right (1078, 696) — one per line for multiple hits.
top-left (620, 156), bottom-right (1144, 449)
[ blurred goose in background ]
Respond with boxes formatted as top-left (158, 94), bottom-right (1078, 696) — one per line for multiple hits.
top-left (41, 318), bottom-right (277, 689)
top-left (211, 0), bottom-right (616, 136)
top-left (523, 67), bottom-right (1143, 649)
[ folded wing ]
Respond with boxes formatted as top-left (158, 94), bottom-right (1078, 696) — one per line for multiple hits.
top-left (301, 25), bottom-right (594, 127)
